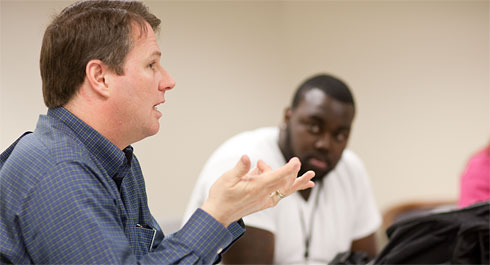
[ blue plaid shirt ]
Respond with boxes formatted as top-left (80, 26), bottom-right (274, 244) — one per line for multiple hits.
top-left (0, 107), bottom-right (244, 264)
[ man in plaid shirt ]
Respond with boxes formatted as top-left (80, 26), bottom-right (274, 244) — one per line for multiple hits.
top-left (0, 0), bottom-right (315, 264)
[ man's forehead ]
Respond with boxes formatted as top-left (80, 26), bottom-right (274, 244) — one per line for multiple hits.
top-left (131, 20), bottom-right (153, 40)
top-left (130, 21), bottom-right (161, 53)
top-left (302, 88), bottom-right (327, 105)
top-left (296, 89), bottom-right (355, 121)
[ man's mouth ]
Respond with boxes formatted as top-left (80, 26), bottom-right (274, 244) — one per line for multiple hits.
top-left (153, 99), bottom-right (165, 111)
top-left (308, 157), bottom-right (328, 170)
top-left (153, 101), bottom-right (164, 117)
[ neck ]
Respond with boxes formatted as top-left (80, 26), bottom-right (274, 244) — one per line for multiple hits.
top-left (299, 189), bottom-right (312, 201)
top-left (64, 99), bottom-right (129, 150)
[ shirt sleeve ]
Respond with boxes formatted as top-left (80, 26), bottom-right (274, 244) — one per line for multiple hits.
top-left (155, 209), bottom-right (245, 264)
top-left (242, 207), bottom-right (277, 233)
top-left (20, 161), bottom-right (244, 264)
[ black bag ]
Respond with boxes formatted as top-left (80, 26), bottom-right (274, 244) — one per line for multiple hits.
top-left (374, 201), bottom-right (489, 264)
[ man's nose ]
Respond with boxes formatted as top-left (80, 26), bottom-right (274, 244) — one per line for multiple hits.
top-left (314, 133), bottom-right (332, 150)
top-left (159, 67), bottom-right (176, 91)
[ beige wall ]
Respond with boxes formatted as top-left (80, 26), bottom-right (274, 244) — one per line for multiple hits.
top-left (1, 0), bottom-right (488, 227)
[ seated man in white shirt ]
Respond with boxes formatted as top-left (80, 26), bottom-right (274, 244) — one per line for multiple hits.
top-left (183, 73), bottom-right (381, 264)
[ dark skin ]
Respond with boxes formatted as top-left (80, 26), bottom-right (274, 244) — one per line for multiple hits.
top-left (223, 88), bottom-right (377, 264)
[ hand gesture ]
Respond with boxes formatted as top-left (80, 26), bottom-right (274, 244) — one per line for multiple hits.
top-left (201, 155), bottom-right (315, 227)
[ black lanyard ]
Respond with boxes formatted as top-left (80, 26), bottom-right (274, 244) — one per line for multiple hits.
top-left (298, 181), bottom-right (323, 260)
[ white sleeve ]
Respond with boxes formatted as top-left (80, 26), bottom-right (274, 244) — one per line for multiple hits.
top-left (182, 129), bottom-right (280, 230)
top-left (243, 206), bottom-right (276, 233)
top-left (347, 152), bottom-right (382, 239)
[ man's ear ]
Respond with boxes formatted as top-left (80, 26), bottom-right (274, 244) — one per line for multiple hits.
top-left (284, 107), bottom-right (293, 123)
top-left (85, 59), bottom-right (111, 98)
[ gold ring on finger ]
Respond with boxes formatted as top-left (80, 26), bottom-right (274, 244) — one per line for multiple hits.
top-left (275, 190), bottom-right (286, 199)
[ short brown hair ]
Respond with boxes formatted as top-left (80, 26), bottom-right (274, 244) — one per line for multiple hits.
top-left (40, 0), bottom-right (161, 108)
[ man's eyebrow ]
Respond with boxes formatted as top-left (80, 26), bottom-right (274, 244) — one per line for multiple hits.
top-left (150, 51), bottom-right (162, 58)
top-left (337, 126), bottom-right (351, 131)
top-left (308, 115), bottom-right (325, 123)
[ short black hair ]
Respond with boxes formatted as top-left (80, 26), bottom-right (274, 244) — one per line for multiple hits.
top-left (291, 74), bottom-right (355, 110)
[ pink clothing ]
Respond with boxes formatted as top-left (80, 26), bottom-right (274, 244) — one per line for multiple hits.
top-left (458, 146), bottom-right (490, 208)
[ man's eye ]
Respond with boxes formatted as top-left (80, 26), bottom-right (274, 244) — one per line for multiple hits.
top-left (308, 124), bottom-right (320, 134)
top-left (149, 62), bottom-right (156, 69)
top-left (335, 132), bottom-right (347, 142)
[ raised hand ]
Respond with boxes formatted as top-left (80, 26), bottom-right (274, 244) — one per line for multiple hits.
top-left (201, 155), bottom-right (315, 227)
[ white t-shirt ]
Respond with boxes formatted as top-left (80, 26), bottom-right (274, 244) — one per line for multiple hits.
top-left (183, 127), bottom-right (381, 264)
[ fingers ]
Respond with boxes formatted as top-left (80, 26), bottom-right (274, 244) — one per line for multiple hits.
top-left (272, 170), bottom-right (314, 202)
top-left (246, 158), bottom-right (302, 208)
top-left (286, 157), bottom-right (301, 171)
top-left (247, 167), bottom-right (261, 179)
top-left (247, 160), bottom-right (269, 178)
top-left (260, 157), bottom-right (301, 190)
top-left (237, 157), bottom-right (311, 211)
top-left (291, 170), bottom-right (316, 191)
top-left (231, 155), bottom-right (251, 179)
top-left (257, 159), bottom-right (272, 173)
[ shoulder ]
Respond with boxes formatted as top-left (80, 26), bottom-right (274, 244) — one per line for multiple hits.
top-left (466, 146), bottom-right (490, 168)
top-left (338, 149), bottom-right (365, 170)
top-left (0, 135), bottom-right (104, 218)
top-left (194, 127), bottom-right (279, 186)
top-left (331, 149), bottom-right (371, 188)
top-left (2, 126), bottom-right (96, 187)
top-left (205, 127), bottom-right (279, 164)
top-left (217, 127), bottom-right (278, 152)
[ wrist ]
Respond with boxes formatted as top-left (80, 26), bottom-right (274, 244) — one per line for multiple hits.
top-left (200, 202), bottom-right (232, 228)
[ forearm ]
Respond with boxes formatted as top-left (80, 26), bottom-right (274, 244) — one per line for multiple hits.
top-left (351, 233), bottom-right (378, 258)
top-left (28, 209), bottom-right (242, 264)
top-left (148, 208), bottom-right (245, 264)
top-left (19, 171), bottom-right (243, 264)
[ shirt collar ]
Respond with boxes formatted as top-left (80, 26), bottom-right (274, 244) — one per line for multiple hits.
top-left (47, 107), bottom-right (131, 178)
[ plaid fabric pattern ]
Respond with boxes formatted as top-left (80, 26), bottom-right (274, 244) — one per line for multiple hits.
top-left (0, 107), bottom-right (244, 264)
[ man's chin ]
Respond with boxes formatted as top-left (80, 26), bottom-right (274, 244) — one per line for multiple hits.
top-left (301, 166), bottom-right (331, 181)
top-left (311, 173), bottom-right (328, 182)
top-left (143, 123), bottom-right (160, 139)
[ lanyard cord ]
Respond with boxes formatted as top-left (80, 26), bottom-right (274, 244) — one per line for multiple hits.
top-left (298, 180), bottom-right (323, 260)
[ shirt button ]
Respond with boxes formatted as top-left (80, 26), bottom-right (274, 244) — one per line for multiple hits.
top-left (217, 248), bottom-right (223, 254)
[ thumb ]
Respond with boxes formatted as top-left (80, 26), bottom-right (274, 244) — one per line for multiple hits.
top-left (230, 155), bottom-right (251, 179)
